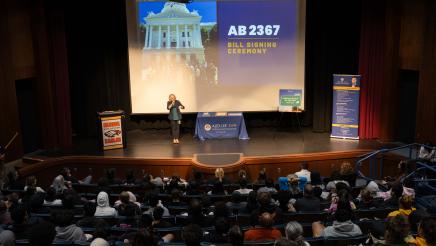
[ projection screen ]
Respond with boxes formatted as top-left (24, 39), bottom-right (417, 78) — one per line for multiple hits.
top-left (126, 0), bottom-right (306, 114)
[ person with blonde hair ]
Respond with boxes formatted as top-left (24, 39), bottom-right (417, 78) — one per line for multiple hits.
top-left (215, 168), bottom-right (225, 182)
top-left (167, 94), bottom-right (185, 144)
top-left (388, 195), bottom-right (416, 217)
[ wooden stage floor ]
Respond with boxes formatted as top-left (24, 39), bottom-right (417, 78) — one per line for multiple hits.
top-left (70, 127), bottom-right (399, 159)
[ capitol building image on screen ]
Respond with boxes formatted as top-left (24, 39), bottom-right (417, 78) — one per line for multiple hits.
top-left (143, 2), bottom-right (206, 65)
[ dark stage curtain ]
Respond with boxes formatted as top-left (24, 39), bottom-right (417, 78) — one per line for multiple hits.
top-left (305, 0), bottom-right (362, 132)
top-left (357, 0), bottom-right (386, 139)
top-left (31, 0), bottom-right (73, 149)
top-left (65, 0), bottom-right (131, 137)
top-left (358, 0), bottom-right (400, 140)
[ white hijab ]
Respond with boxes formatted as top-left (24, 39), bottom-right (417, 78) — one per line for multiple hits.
top-left (94, 191), bottom-right (117, 217)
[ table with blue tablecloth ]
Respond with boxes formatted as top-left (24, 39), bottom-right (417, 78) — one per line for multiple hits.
top-left (194, 112), bottom-right (249, 140)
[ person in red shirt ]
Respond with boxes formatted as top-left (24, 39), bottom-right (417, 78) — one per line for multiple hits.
top-left (244, 212), bottom-right (282, 241)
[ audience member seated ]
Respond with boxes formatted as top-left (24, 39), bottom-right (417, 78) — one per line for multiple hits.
top-left (377, 214), bottom-right (415, 245)
top-left (228, 225), bottom-right (244, 246)
top-left (115, 191), bottom-right (141, 216)
top-left (258, 178), bottom-right (278, 194)
top-left (339, 162), bottom-right (357, 187)
top-left (5, 170), bottom-right (24, 190)
top-left (130, 230), bottom-right (158, 246)
top-left (245, 191), bottom-right (259, 214)
top-left (203, 217), bottom-right (230, 243)
top-left (77, 202), bottom-right (108, 228)
top-left (275, 238), bottom-right (299, 246)
top-left (211, 168), bottom-right (229, 185)
top-left (294, 184), bottom-right (321, 212)
top-left (208, 181), bottom-right (228, 195)
top-left (0, 226), bottom-right (14, 246)
top-left (295, 162), bottom-right (311, 183)
top-left (95, 191), bottom-right (118, 217)
top-left (357, 187), bottom-right (380, 209)
top-left (182, 224), bottom-right (203, 246)
top-left (29, 220), bottom-right (56, 246)
top-left (256, 168), bottom-right (268, 185)
top-left (238, 169), bottom-right (248, 180)
top-left (312, 208), bottom-right (362, 238)
top-left (51, 175), bottom-right (68, 195)
top-left (285, 221), bottom-right (310, 246)
top-left (20, 186), bottom-right (36, 204)
top-left (105, 168), bottom-right (121, 185)
top-left (0, 200), bottom-right (12, 225)
top-left (168, 188), bottom-right (187, 207)
top-left (388, 195), bottom-right (416, 217)
top-left (166, 175), bottom-right (183, 193)
top-left (96, 177), bottom-right (112, 194)
top-left (418, 143), bottom-right (434, 160)
top-left (52, 209), bottom-right (87, 241)
top-left (325, 171), bottom-right (350, 192)
top-left (186, 181), bottom-right (201, 195)
top-left (326, 188), bottom-right (356, 213)
top-left (10, 205), bottom-right (30, 239)
top-left (143, 194), bottom-right (170, 217)
top-left (123, 169), bottom-right (137, 185)
top-left (384, 184), bottom-right (404, 207)
top-left (277, 190), bottom-right (293, 213)
top-left (244, 212), bottom-right (282, 241)
top-left (413, 217), bottom-right (436, 246)
top-left (24, 176), bottom-right (45, 193)
top-left (62, 167), bottom-right (92, 185)
top-left (213, 201), bottom-right (231, 218)
top-left (287, 174), bottom-right (302, 197)
top-left (28, 194), bottom-right (50, 221)
top-left (189, 171), bottom-right (206, 187)
top-left (250, 191), bottom-right (282, 226)
top-left (90, 238), bottom-right (110, 246)
top-left (61, 190), bottom-right (85, 214)
top-left (234, 178), bottom-right (253, 195)
top-left (5, 193), bottom-right (19, 212)
top-left (151, 207), bottom-right (172, 228)
top-left (385, 160), bottom-right (411, 189)
top-left (185, 199), bottom-right (212, 227)
top-left (227, 191), bottom-right (248, 212)
top-left (43, 187), bottom-right (62, 206)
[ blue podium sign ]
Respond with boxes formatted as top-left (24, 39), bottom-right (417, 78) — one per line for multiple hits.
top-left (331, 75), bottom-right (361, 139)
top-left (195, 112), bottom-right (249, 140)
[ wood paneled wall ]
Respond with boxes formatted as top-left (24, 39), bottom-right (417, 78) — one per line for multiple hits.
top-left (0, 0), bottom-right (72, 161)
top-left (17, 150), bottom-right (404, 189)
top-left (415, 0), bottom-right (436, 143)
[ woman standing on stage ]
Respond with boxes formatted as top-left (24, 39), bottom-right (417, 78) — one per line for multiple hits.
top-left (167, 94), bottom-right (185, 144)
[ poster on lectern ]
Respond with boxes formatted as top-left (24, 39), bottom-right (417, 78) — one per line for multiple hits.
top-left (331, 74), bottom-right (361, 139)
top-left (101, 116), bottom-right (124, 150)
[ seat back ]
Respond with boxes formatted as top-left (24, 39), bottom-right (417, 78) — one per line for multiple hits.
top-left (324, 235), bottom-right (368, 246)
top-left (355, 208), bottom-right (395, 219)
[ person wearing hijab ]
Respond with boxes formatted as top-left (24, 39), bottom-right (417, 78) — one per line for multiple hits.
top-left (94, 192), bottom-right (117, 217)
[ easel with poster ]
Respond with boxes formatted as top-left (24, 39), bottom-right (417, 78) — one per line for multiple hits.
top-left (277, 89), bottom-right (303, 131)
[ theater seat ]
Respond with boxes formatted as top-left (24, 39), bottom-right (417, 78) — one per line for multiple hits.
top-left (324, 234), bottom-right (368, 246)
top-left (154, 227), bottom-right (184, 241)
top-left (355, 208), bottom-right (396, 219)
top-left (243, 240), bottom-right (275, 246)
